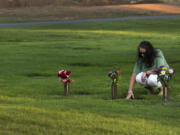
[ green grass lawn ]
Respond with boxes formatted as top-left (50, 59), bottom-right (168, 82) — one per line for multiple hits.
top-left (0, 18), bottom-right (180, 135)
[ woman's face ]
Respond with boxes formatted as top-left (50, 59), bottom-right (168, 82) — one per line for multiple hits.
top-left (139, 48), bottom-right (146, 57)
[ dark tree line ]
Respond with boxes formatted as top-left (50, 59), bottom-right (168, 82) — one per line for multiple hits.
top-left (0, 0), bottom-right (163, 8)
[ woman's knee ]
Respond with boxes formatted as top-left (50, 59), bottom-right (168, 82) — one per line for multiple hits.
top-left (147, 75), bottom-right (160, 87)
top-left (136, 72), bottom-right (147, 86)
top-left (136, 72), bottom-right (143, 83)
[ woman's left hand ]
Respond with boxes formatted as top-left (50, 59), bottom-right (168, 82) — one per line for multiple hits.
top-left (142, 70), bottom-right (153, 82)
top-left (146, 70), bottom-right (153, 75)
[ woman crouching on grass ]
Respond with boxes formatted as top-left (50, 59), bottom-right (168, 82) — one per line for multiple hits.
top-left (126, 41), bottom-right (169, 100)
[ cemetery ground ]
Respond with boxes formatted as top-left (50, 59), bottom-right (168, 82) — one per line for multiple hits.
top-left (0, 17), bottom-right (180, 134)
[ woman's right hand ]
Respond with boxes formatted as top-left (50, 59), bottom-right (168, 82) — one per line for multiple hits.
top-left (126, 90), bottom-right (135, 100)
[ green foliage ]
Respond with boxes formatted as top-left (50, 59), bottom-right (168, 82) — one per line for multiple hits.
top-left (0, 18), bottom-right (180, 134)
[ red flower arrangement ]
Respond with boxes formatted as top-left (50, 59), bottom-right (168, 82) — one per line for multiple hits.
top-left (58, 70), bottom-right (71, 83)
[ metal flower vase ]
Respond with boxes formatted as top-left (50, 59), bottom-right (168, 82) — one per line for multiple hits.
top-left (111, 83), bottom-right (117, 99)
top-left (64, 82), bottom-right (70, 96)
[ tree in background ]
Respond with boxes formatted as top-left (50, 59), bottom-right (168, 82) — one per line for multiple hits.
top-left (0, 0), bottom-right (175, 8)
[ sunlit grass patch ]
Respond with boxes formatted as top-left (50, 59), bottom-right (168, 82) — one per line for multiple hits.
top-left (0, 103), bottom-right (180, 135)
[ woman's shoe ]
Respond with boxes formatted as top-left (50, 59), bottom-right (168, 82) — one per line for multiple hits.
top-left (158, 90), bottom-right (163, 96)
top-left (145, 86), bottom-right (155, 94)
top-left (158, 87), bottom-right (163, 96)
top-left (126, 90), bottom-right (135, 100)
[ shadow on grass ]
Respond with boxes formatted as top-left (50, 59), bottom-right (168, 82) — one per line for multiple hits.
top-left (72, 47), bottom-right (101, 50)
top-left (69, 63), bottom-right (93, 67)
top-left (74, 91), bottom-right (92, 96)
top-left (26, 73), bottom-right (53, 78)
